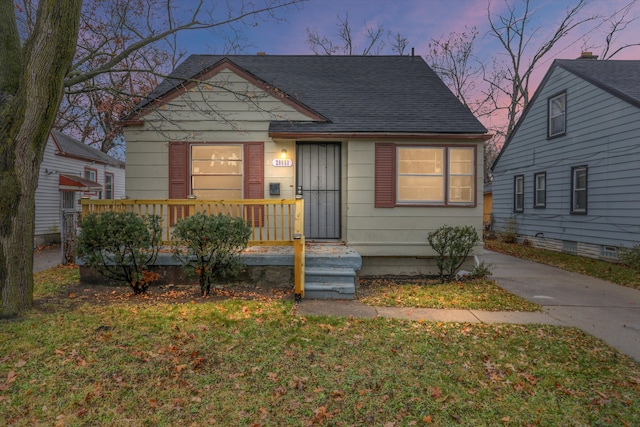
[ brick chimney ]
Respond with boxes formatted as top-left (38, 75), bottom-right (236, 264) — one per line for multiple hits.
top-left (578, 51), bottom-right (598, 60)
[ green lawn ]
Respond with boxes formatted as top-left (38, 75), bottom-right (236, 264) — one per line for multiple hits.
top-left (0, 267), bottom-right (638, 426)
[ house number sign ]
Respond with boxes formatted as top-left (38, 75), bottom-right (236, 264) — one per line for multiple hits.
top-left (272, 159), bottom-right (293, 167)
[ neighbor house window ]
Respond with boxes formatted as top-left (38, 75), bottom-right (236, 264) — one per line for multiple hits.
top-left (104, 173), bottom-right (114, 199)
top-left (571, 166), bottom-right (587, 214)
top-left (534, 172), bottom-right (546, 208)
top-left (514, 175), bottom-right (524, 212)
top-left (191, 145), bottom-right (243, 199)
top-left (394, 146), bottom-right (475, 205)
top-left (548, 92), bottom-right (566, 138)
top-left (84, 167), bottom-right (98, 196)
top-left (84, 167), bottom-right (97, 182)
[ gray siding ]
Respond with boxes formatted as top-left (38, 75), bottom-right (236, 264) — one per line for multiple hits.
top-left (492, 66), bottom-right (640, 251)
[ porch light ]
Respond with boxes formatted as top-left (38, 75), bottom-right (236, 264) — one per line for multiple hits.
top-left (281, 148), bottom-right (288, 159)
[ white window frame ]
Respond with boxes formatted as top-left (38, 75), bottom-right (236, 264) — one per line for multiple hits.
top-left (571, 166), bottom-right (587, 214)
top-left (514, 175), bottom-right (524, 212)
top-left (104, 173), bottom-right (114, 200)
top-left (548, 92), bottom-right (566, 138)
top-left (534, 172), bottom-right (546, 208)
top-left (190, 144), bottom-right (244, 199)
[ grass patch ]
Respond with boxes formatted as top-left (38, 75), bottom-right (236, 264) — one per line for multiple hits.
top-left (359, 278), bottom-right (541, 312)
top-left (1, 300), bottom-right (639, 426)
top-left (33, 265), bottom-right (80, 298)
top-left (486, 240), bottom-right (640, 291)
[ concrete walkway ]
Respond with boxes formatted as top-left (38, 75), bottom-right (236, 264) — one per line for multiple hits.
top-left (33, 244), bottom-right (63, 273)
top-left (297, 250), bottom-right (640, 363)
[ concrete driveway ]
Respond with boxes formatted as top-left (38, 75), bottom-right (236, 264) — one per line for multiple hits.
top-left (479, 250), bottom-right (640, 362)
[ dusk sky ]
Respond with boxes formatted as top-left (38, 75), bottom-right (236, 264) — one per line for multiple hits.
top-left (177, 0), bottom-right (640, 72)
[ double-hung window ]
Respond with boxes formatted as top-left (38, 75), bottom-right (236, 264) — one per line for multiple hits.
top-left (514, 175), bottom-right (524, 212)
top-left (395, 146), bottom-right (475, 205)
top-left (571, 166), bottom-right (587, 214)
top-left (534, 172), bottom-right (546, 208)
top-left (191, 145), bottom-right (243, 199)
top-left (104, 173), bottom-right (114, 199)
top-left (548, 92), bottom-right (566, 138)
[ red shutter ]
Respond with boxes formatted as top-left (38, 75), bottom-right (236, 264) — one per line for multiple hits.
top-left (375, 143), bottom-right (396, 208)
top-left (244, 142), bottom-right (264, 198)
top-left (168, 141), bottom-right (189, 223)
top-left (244, 142), bottom-right (264, 225)
top-left (169, 141), bottom-right (188, 198)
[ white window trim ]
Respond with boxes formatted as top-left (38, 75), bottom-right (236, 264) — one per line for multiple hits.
top-left (548, 92), bottom-right (566, 138)
top-left (534, 172), bottom-right (546, 208)
top-left (514, 175), bottom-right (524, 212)
top-left (571, 166), bottom-right (587, 214)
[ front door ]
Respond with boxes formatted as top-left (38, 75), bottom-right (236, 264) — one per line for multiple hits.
top-left (296, 143), bottom-right (341, 239)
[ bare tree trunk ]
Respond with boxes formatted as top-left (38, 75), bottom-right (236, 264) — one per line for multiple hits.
top-left (0, 0), bottom-right (81, 317)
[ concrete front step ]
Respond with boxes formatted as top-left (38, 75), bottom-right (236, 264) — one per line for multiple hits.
top-left (304, 266), bottom-right (357, 299)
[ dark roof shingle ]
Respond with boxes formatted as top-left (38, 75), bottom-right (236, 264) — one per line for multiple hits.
top-left (556, 59), bottom-right (640, 107)
top-left (139, 55), bottom-right (487, 135)
top-left (51, 130), bottom-right (124, 167)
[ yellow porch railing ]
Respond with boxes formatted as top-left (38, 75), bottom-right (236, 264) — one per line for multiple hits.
top-left (80, 198), bottom-right (305, 298)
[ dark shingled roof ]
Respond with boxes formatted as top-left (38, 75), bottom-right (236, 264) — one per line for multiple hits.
top-left (51, 130), bottom-right (124, 168)
top-left (556, 59), bottom-right (640, 108)
top-left (139, 55), bottom-right (487, 135)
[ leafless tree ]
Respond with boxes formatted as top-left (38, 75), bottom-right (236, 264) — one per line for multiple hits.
top-left (595, 1), bottom-right (640, 59)
top-left (306, 13), bottom-right (387, 56)
top-left (486, 0), bottom-right (598, 137)
top-left (0, 0), bottom-right (306, 316)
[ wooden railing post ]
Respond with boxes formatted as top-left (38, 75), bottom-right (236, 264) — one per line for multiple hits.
top-left (294, 234), bottom-right (305, 301)
top-left (293, 195), bottom-right (305, 301)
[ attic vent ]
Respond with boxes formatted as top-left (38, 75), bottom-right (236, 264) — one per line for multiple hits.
top-left (578, 51), bottom-right (598, 60)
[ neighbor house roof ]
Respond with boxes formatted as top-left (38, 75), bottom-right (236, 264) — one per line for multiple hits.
top-left (133, 55), bottom-right (487, 136)
top-left (51, 130), bottom-right (124, 168)
top-left (491, 58), bottom-right (640, 171)
top-left (555, 59), bottom-right (640, 108)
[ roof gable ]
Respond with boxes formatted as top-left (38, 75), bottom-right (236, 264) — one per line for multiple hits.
top-left (131, 55), bottom-right (487, 135)
top-left (492, 59), bottom-right (640, 171)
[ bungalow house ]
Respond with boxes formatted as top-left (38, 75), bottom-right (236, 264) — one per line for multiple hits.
top-left (491, 54), bottom-right (640, 260)
top-left (122, 54), bottom-right (488, 295)
top-left (36, 130), bottom-right (125, 248)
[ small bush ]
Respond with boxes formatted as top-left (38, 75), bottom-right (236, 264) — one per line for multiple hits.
top-left (468, 261), bottom-right (493, 280)
top-left (498, 217), bottom-right (518, 243)
top-left (77, 211), bottom-right (161, 294)
top-left (171, 213), bottom-right (252, 296)
top-left (619, 244), bottom-right (640, 271)
top-left (428, 225), bottom-right (480, 281)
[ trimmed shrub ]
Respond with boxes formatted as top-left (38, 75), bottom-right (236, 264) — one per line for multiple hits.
top-left (171, 213), bottom-right (252, 296)
top-left (428, 225), bottom-right (480, 281)
top-left (77, 211), bottom-right (161, 294)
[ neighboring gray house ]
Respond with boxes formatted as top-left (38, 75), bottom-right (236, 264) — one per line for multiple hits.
top-left (124, 55), bottom-right (489, 275)
top-left (35, 130), bottom-right (125, 246)
top-left (491, 55), bottom-right (640, 260)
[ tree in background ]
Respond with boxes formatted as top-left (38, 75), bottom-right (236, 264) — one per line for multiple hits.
top-left (0, 0), bottom-right (305, 316)
top-left (306, 12), bottom-right (411, 56)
